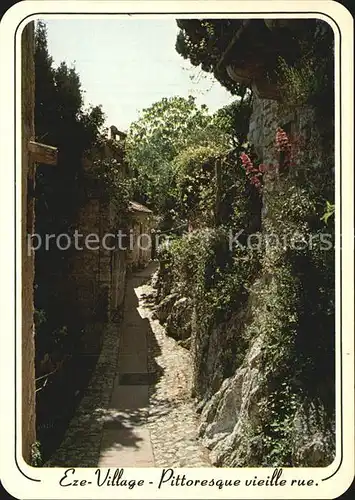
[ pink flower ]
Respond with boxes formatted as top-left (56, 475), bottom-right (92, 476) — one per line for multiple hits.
top-left (258, 163), bottom-right (267, 173)
top-left (240, 153), bottom-right (264, 189)
top-left (240, 152), bottom-right (254, 170)
top-left (276, 127), bottom-right (291, 152)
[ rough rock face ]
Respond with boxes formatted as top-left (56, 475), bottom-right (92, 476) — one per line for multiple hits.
top-left (153, 94), bottom-right (335, 468)
top-left (154, 257), bottom-right (174, 304)
top-left (165, 297), bottom-right (192, 341)
top-left (198, 331), bottom-right (335, 467)
top-left (190, 306), bottom-right (250, 399)
top-left (154, 292), bottom-right (193, 344)
top-left (198, 334), bottom-right (265, 466)
top-left (290, 402), bottom-right (335, 466)
top-left (154, 292), bottom-right (179, 323)
top-left (196, 96), bottom-right (334, 467)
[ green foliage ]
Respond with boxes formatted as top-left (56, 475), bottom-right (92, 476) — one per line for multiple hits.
top-left (173, 145), bottom-right (223, 226)
top-left (257, 384), bottom-right (300, 466)
top-left (89, 155), bottom-right (134, 226)
top-left (240, 154), bottom-right (335, 465)
top-left (276, 20), bottom-right (334, 113)
top-left (30, 441), bottom-right (42, 467)
top-left (163, 228), bottom-right (259, 324)
top-left (321, 201), bottom-right (335, 225)
top-left (276, 57), bottom-right (318, 106)
top-left (33, 21), bottom-right (108, 392)
top-left (125, 95), bottom-right (247, 222)
top-left (35, 21), bottom-right (105, 156)
top-left (157, 102), bottom-right (334, 466)
top-left (213, 98), bottom-right (252, 145)
top-left (155, 19), bottom-right (335, 467)
top-left (172, 146), bottom-right (259, 231)
top-left (126, 93), bottom-right (252, 228)
top-left (34, 21), bottom-right (107, 237)
top-left (127, 96), bottom-right (211, 208)
top-left (152, 96), bottom-right (258, 378)
top-left (175, 19), bottom-right (247, 96)
top-left (34, 308), bottom-right (46, 329)
top-left (243, 245), bottom-right (334, 466)
top-left (34, 20), bottom-right (106, 225)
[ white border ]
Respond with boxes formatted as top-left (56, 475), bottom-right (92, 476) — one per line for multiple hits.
top-left (0, 1), bottom-right (353, 499)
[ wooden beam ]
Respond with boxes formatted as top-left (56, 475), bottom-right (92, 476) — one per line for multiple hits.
top-left (214, 157), bottom-right (222, 227)
top-left (28, 141), bottom-right (58, 165)
top-left (252, 80), bottom-right (281, 100)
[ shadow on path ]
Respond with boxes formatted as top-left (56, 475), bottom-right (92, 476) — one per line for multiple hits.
top-left (45, 262), bottom-right (161, 467)
top-left (98, 262), bottom-right (162, 466)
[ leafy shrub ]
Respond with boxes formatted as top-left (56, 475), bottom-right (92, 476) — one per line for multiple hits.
top-left (30, 441), bottom-right (42, 467)
top-left (276, 21), bottom-right (334, 117)
top-left (164, 227), bottom-right (260, 326)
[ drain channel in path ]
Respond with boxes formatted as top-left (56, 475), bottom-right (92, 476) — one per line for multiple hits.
top-left (119, 372), bottom-right (158, 385)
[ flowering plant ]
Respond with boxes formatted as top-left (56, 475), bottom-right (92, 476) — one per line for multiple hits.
top-left (276, 127), bottom-right (291, 153)
top-left (240, 127), bottom-right (300, 190)
top-left (240, 152), bottom-right (264, 190)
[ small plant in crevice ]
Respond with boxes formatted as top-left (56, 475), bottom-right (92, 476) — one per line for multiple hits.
top-left (257, 381), bottom-right (300, 466)
top-left (239, 126), bottom-right (300, 191)
top-left (30, 441), bottom-right (42, 467)
top-left (34, 308), bottom-right (46, 330)
top-left (321, 201), bottom-right (335, 225)
top-left (276, 57), bottom-right (318, 107)
top-left (88, 154), bottom-right (134, 225)
top-left (275, 21), bottom-right (334, 137)
top-left (240, 151), bottom-right (264, 190)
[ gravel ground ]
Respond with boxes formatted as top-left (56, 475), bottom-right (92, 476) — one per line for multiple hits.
top-left (44, 264), bottom-right (211, 467)
top-left (136, 279), bottom-right (211, 467)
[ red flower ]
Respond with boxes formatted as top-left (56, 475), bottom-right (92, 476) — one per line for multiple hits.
top-left (240, 153), bottom-right (264, 189)
top-left (240, 152), bottom-right (254, 170)
top-left (276, 127), bottom-right (291, 152)
top-left (258, 163), bottom-right (267, 173)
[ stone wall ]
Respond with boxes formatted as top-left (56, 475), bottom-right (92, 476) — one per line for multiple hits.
top-left (196, 95), bottom-right (335, 467)
top-left (21, 22), bottom-right (36, 464)
top-left (127, 211), bottom-right (154, 270)
top-left (153, 94), bottom-right (335, 467)
top-left (67, 150), bottom-right (128, 327)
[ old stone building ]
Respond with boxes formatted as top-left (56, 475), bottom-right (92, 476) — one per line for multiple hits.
top-left (66, 138), bottom-right (128, 326)
top-left (66, 137), bottom-right (154, 327)
top-left (127, 201), bottom-right (154, 270)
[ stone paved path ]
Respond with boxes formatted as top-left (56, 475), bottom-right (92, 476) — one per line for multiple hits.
top-left (98, 262), bottom-right (211, 467)
top-left (47, 262), bottom-right (210, 467)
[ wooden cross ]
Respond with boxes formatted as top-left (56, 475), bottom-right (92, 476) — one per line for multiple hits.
top-left (26, 140), bottom-right (58, 233)
top-left (28, 141), bottom-right (58, 165)
top-left (27, 140), bottom-right (58, 197)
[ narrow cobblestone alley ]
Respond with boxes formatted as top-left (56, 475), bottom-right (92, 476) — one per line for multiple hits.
top-left (13, 17), bottom-right (338, 492)
top-left (47, 262), bottom-right (210, 467)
